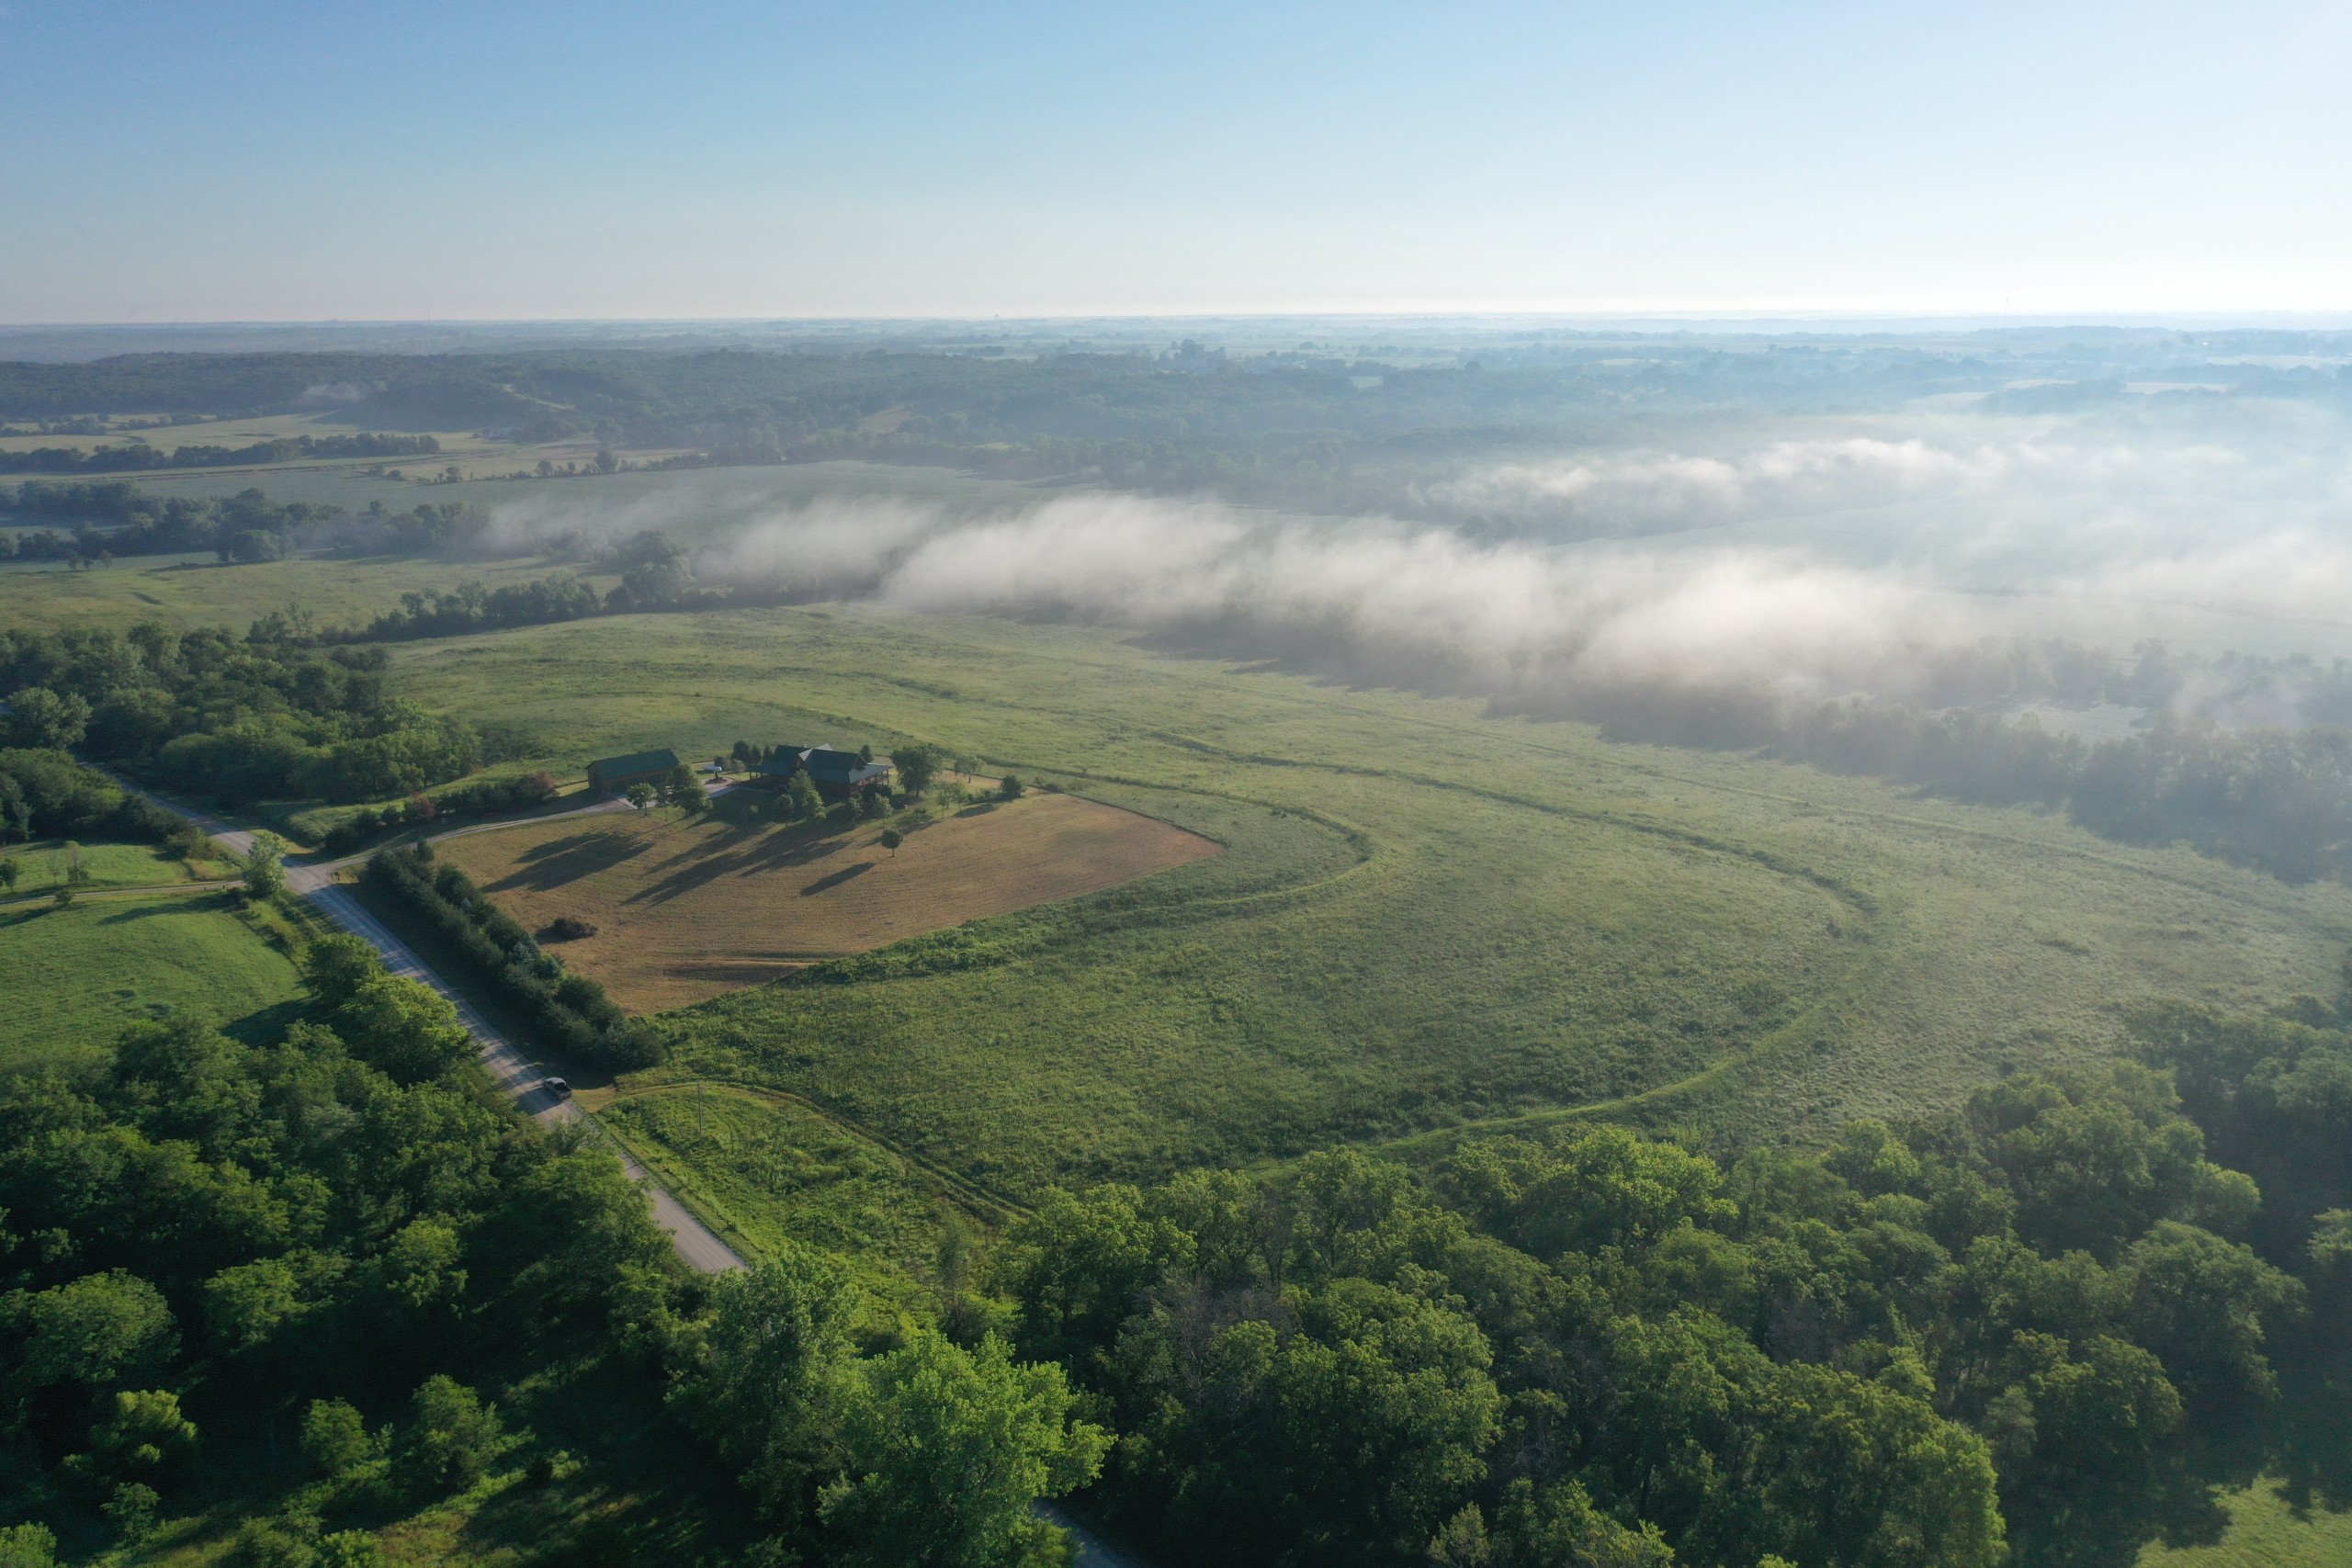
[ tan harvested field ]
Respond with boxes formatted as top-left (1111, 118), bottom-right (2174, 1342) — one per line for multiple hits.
top-left (436, 792), bottom-right (1223, 1011)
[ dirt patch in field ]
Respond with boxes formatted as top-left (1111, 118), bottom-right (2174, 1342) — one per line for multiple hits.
top-left (436, 793), bottom-right (1222, 1011)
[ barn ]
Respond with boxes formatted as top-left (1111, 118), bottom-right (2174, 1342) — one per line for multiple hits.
top-left (586, 748), bottom-right (681, 797)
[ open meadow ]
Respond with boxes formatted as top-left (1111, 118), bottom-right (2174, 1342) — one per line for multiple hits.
top-left (595, 1084), bottom-right (1002, 1316)
top-left (0, 887), bottom-right (304, 1073)
top-left (0, 549), bottom-right (601, 635)
top-left (437, 787), bottom-right (1220, 1010)
top-left (0, 837), bottom-right (208, 894)
top-left (376, 603), bottom-right (2352, 1201)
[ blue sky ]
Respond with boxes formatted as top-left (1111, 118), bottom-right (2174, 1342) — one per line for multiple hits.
top-left (3, 0), bottom-right (2346, 321)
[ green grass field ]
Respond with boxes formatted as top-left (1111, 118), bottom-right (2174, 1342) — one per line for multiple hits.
top-left (0, 836), bottom-right (207, 894)
top-left (0, 549), bottom-right (598, 636)
top-left (0, 888), bottom-right (306, 1073)
top-left (600, 1086), bottom-right (1000, 1317)
top-left (2138, 1481), bottom-right (2352, 1568)
top-left (375, 603), bottom-right (2352, 1200)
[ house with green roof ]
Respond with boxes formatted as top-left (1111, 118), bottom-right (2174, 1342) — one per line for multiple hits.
top-left (750, 744), bottom-right (893, 800)
top-left (586, 748), bottom-right (681, 797)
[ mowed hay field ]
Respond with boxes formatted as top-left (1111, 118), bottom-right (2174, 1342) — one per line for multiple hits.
top-left (436, 791), bottom-right (1222, 1011)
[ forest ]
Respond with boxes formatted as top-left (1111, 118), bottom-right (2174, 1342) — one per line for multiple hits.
top-left (8, 912), bottom-right (2348, 1567)
top-left (976, 993), bottom-right (2352, 1568)
top-left (0, 625), bottom-right (482, 808)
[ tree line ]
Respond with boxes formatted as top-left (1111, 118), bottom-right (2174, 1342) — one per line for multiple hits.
top-left (0, 623), bottom-right (485, 809)
top-left (361, 842), bottom-right (662, 1072)
top-left (0, 485), bottom-right (339, 565)
top-left (2, 481), bottom-right (497, 566)
top-left (0, 433), bottom-right (437, 476)
top-left (0, 749), bottom-right (202, 862)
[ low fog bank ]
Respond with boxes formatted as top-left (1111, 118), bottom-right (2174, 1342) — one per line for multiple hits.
top-left (492, 414), bottom-right (2352, 735)
top-left (472, 426), bottom-right (2352, 882)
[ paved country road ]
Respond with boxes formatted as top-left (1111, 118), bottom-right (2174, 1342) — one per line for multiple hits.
top-left (114, 779), bottom-right (744, 1274)
top-left (306, 881), bottom-right (745, 1274)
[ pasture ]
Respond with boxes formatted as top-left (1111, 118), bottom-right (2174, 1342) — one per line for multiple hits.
top-left (0, 836), bottom-right (207, 894)
top-left (386, 603), bottom-right (2352, 1198)
top-left (435, 790), bottom-right (1221, 1011)
top-left (0, 887), bottom-right (305, 1073)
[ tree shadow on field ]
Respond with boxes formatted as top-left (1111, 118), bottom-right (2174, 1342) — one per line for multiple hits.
top-left (492, 830), bottom-right (650, 892)
top-left (623, 823), bottom-right (865, 906)
top-left (797, 861), bottom-right (874, 897)
top-left (96, 892), bottom-right (239, 925)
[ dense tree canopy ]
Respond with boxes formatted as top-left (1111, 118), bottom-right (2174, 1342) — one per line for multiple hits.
top-left (988, 1019), bottom-right (2352, 1568)
top-left (0, 624), bottom-right (481, 808)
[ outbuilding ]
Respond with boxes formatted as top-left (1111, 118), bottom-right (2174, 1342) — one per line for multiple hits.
top-left (586, 748), bottom-right (682, 797)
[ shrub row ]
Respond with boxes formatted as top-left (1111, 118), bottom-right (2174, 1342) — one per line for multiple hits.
top-left (363, 843), bottom-right (662, 1072)
top-left (322, 770), bottom-right (558, 855)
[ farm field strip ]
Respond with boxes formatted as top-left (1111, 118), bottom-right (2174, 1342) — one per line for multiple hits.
top-left (435, 790), bottom-right (1223, 1012)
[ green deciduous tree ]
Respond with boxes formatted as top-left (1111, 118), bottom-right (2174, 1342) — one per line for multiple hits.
top-left (301, 1399), bottom-right (372, 1478)
top-left (819, 1332), bottom-right (1108, 1568)
top-left (2, 687), bottom-right (91, 750)
top-left (671, 1249), bottom-right (857, 1517)
top-left (0, 1523), bottom-right (59, 1568)
top-left (786, 773), bottom-right (823, 821)
top-left (891, 743), bottom-right (942, 796)
top-left (5, 1269), bottom-right (177, 1393)
top-left (393, 1375), bottom-right (504, 1496)
top-left (323, 972), bottom-right (473, 1084)
top-left (70, 1388), bottom-right (198, 1488)
top-left (243, 830), bottom-right (288, 899)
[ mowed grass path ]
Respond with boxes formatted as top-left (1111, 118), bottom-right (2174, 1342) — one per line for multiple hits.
top-left (380, 604), bottom-right (2352, 1197)
top-left (437, 792), bottom-right (1220, 1011)
top-left (0, 889), bottom-right (305, 1073)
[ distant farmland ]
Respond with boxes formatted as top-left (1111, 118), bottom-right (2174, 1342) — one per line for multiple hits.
top-left (436, 791), bottom-right (1222, 1011)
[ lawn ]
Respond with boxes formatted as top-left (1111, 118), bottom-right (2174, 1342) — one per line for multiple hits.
top-left (0, 836), bottom-right (209, 895)
top-left (379, 603), bottom-right (2352, 1200)
top-left (435, 789), bottom-right (1220, 1010)
top-left (0, 888), bottom-right (305, 1073)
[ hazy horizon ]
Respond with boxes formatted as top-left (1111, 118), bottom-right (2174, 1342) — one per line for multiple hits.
top-left (6, 0), bottom-right (2348, 321)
